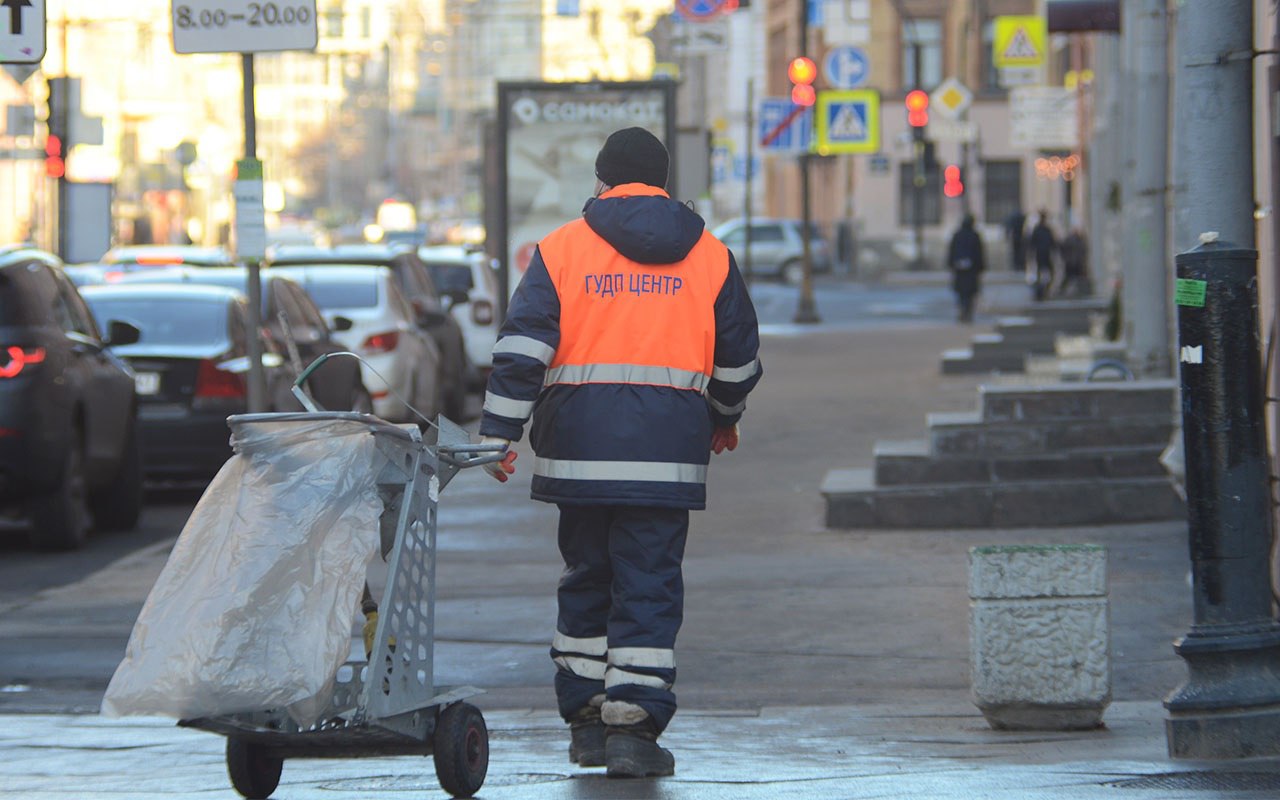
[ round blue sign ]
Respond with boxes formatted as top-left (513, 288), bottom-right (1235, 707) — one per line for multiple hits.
top-left (823, 46), bottom-right (869, 90)
top-left (676, 0), bottom-right (734, 20)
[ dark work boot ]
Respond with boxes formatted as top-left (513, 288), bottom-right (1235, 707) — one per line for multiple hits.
top-left (568, 706), bottom-right (606, 767)
top-left (605, 720), bottom-right (675, 779)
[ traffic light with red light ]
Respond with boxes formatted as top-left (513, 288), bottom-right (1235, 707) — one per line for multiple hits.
top-left (943, 164), bottom-right (964, 198)
top-left (905, 89), bottom-right (929, 128)
top-left (44, 133), bottom-right (64, 179)
top-left (789, 56), bottom-right (817, 107)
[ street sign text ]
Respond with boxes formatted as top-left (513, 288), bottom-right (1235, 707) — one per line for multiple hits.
top-left (172, 1), bottom-right (318, 54)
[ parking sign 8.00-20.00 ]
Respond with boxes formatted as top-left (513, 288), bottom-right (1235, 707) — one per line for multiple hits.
top-left (172, 1), bottom-right (318, 54)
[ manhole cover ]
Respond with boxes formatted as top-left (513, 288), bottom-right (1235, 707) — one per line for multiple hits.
top-left (1107, 771), bottom-right (1280, 791)
top-left (321, 772), bottom-right (569, 791)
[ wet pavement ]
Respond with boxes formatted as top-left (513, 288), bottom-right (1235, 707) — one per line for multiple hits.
top-left (6, 701), bottom-right (1280, 799)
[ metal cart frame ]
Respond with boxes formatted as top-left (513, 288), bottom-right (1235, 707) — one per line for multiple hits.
top-left (179, 412), bottom-right (504, 799)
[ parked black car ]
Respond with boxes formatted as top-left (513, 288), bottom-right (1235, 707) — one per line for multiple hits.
top-left (116, 267), bottom-right (372, 413)
top-left (80, 283), bottom-right (291, 482)
top-left (0, 248), bottom-right (143, 550)
top-left (266, 244), bottom-right (470, 419)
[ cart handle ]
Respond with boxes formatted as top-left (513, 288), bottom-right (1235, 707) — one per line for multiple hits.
top-left (437, 443), bottom-right (509, 469)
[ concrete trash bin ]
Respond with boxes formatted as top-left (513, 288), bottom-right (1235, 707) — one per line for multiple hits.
top-left (969, 544), bottom-right (1111, 730)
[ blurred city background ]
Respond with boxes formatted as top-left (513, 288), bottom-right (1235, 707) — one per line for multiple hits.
top-left (0, 0), bottom-right (1129, 275)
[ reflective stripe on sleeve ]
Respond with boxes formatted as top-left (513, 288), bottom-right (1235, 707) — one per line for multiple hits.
top-left (553, 631), bottom-right (607, 657)
top-left (493, 335), bottom-right (556, 365)
top-left (534, 458), bottom-right (707, 484)
top-left (483, 391), bottom-right (535, 419)
top-left (553, 655), bottom-right (607, 681)
top-left (707, 394), bottom-right (747, 416)
top-left (544, 363), bottom-right (709, 391)
top-left (609, 647), bottom-right (676, 669)
top-left (605, 666), bottom-right (672, 691)
top-left (712, 359), bottom-right (759, 383)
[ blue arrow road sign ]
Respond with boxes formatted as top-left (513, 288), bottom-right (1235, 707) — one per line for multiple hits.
top-left (757, 98), bottom-right (812, 153)
top-left (824, 46), bottom-right (869, 90)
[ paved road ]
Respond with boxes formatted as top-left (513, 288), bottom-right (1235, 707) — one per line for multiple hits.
top-left (749, 275), bottom-right (1029, 332)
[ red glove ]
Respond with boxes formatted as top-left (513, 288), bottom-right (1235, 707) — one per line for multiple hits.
top-left (711, 425), bottom-right (739, 455)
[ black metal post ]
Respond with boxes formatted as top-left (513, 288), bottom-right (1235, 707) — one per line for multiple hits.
top-left (910, 42), bottom-right (926, 271)
top-left (744, 76), bottom-right (754, 286)
top-left (1165, 238), bottom-right (1280, 758)
top-left (793, 0), bottom-right (819, 324)
top-left (241, 53), bottom-right (266, 413)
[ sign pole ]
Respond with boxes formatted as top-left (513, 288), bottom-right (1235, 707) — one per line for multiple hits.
top-left (241, 52), bottom-right (266, 413)
top-left (793, 0), bottom-right (819, 324)
top-left (744, 76), bottom-right (754, 286)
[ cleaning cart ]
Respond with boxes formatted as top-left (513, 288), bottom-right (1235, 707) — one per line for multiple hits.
top-left (177, 409), bottom-right (506, 800)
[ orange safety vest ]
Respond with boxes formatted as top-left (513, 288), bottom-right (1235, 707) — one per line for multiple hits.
top-left (537, 186), bottom-right (730, 392)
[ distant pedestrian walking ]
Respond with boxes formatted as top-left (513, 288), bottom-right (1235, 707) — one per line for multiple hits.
top-left (947, 214), bottom-right (986, 324)
top-left (1059, 227), bottom-right (1090, 298)
top-left (1004, 209), bottom-right (1027, 273)
top-left (1028, 210), bottom-right (1057, 301)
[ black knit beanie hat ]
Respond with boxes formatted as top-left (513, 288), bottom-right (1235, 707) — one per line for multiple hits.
top-left (594, 127), bottom-right (669, 190)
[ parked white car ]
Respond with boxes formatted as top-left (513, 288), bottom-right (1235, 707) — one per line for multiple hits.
top-left (418, 245), bottom-right (500, 389)
top-left (269, 266), bottom-right (443, 425)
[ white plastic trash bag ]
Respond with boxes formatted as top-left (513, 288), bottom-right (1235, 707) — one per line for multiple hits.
top-left (102, 416), bottom-right (386, 727)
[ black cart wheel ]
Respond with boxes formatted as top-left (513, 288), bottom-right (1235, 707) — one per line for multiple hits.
top-left (433, 702), bottom-right (488, 798)
top-left (226, 737), bottom-right (283, 799)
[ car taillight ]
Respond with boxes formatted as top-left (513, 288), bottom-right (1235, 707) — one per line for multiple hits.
top-left (194, 358), bottom-right (246, 398)
top-left (0, 346), bottom-right (46, 378)
top-left (362, 331), bottom-right (400, 354)
top-left (471, 299), bottom-right (494, 326)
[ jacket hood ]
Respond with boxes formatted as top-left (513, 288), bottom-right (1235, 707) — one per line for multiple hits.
top-left (582, 184), bottom-right (705, 265)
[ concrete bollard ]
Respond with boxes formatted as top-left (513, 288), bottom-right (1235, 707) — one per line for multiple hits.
top-left (969, 544), bottom-right (1111, 730)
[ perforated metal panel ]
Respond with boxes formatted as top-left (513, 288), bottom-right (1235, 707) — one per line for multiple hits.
top-left (364, 443), bottom-right (439, 727)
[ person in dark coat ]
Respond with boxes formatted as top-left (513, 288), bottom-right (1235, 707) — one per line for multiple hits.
top-left (1028, 210), bottom-right (1057, 301)
top-left (478, 127), bottom-right (762, 778)
top-left (1004, 209), bottom-right (1027, 273)
top-left (1058, 227), bottom-right (1089, 297)
top-left (947, 214), bottom-right (985, 323)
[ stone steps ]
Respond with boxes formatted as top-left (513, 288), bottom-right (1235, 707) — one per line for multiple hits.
top-left (874, 439), bottom-right (1168, 486)
top-left (822, 468), bottom-right (1183, 529)
top-left (821, 379), bottom-right (1182, 530)
top-left (942, 300), bottom-right (1108, 375)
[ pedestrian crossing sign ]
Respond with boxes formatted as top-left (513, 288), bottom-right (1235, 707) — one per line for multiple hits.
top-left (815, 89), bottom-right (879, 155)
top-left (993, 15), bottom-right (1046, 68)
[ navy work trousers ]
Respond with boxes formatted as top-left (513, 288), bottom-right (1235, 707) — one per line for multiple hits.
top-left (550, 504), bottom-right (689, 734)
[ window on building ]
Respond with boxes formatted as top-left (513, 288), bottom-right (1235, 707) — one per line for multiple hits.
top-left (981, 20), bottom-right (1001, 91)
top-left (899, 161), bottom-right (941, 226)
top-left (983, 160), bottom-right (1023, 225)
top-left (323, 6), bottom-right (343, 38)
top-left (901, 18), bottom-right (942, 91)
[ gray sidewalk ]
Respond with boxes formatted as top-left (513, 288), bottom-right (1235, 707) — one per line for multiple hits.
top-left (4, 701), bottom-right (1280, 799)
top-left (3, 321), bottom-right (1275, 798)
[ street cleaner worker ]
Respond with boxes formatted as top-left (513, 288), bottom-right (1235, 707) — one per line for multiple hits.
top-left (477, 127), bottom-right (762, 779)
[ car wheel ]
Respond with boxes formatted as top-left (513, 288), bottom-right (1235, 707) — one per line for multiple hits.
top-left (781, 259), bottom-right (805, 286)
top-left (90, 420), bottom-right (143, 532)
top-left (30, 433), bottom-right (92, 551)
